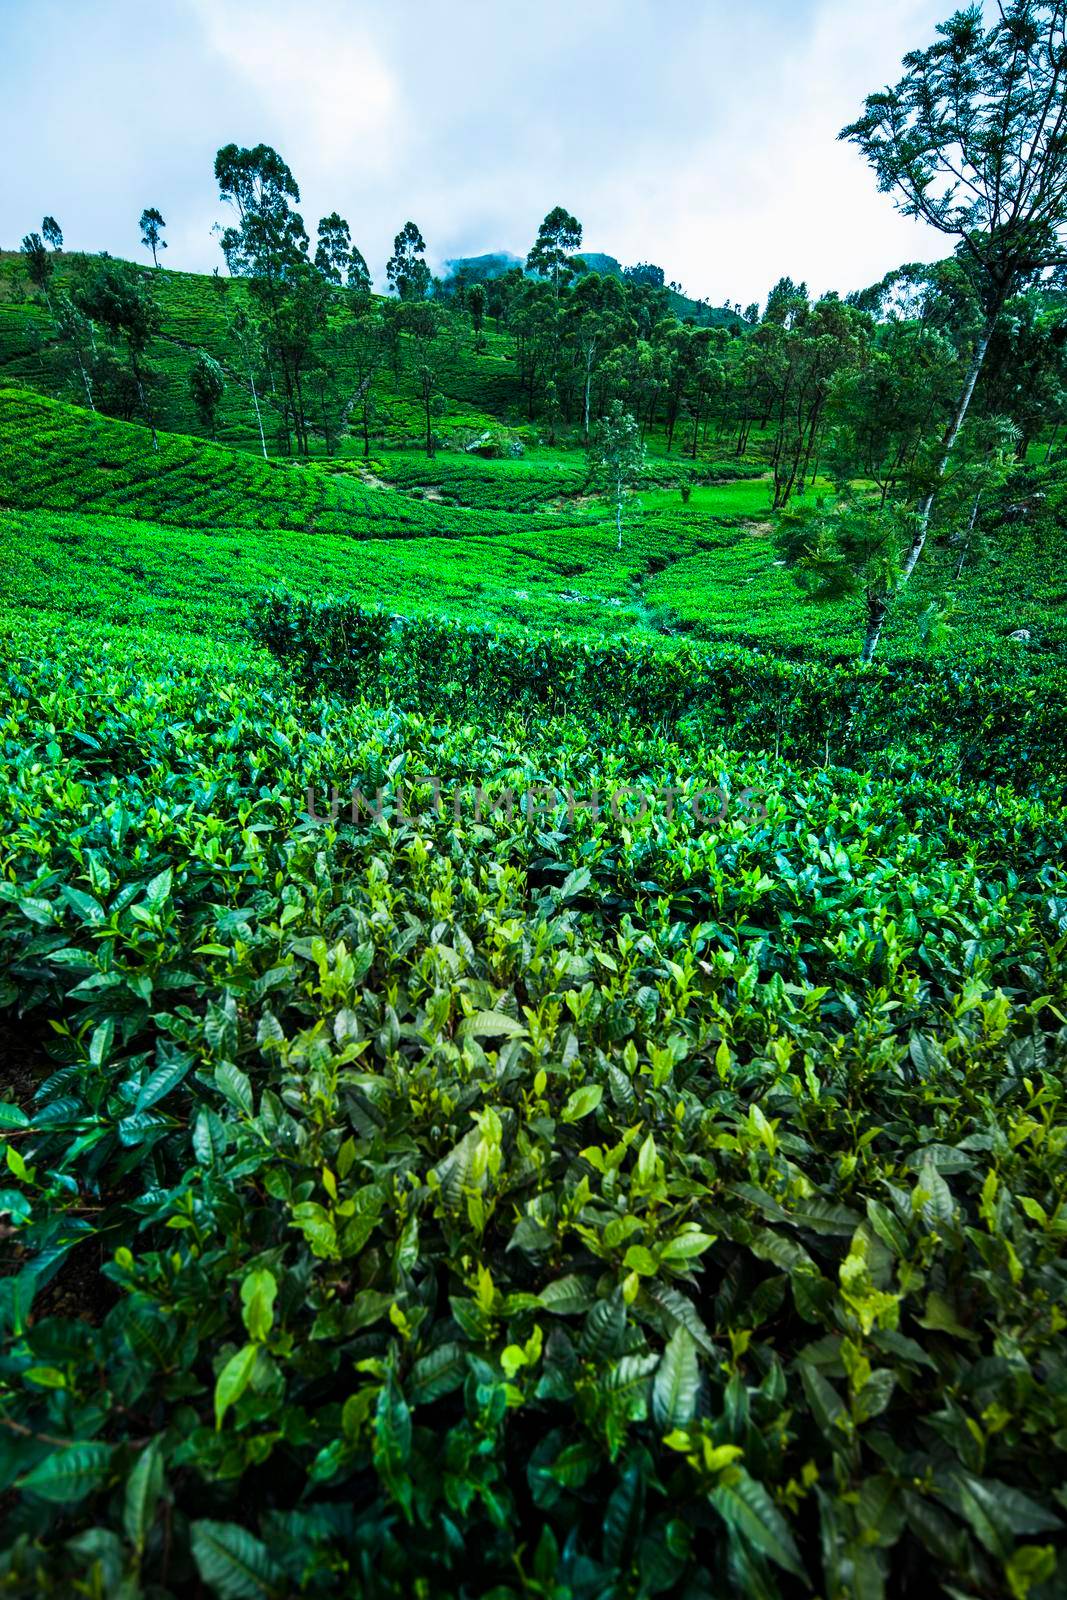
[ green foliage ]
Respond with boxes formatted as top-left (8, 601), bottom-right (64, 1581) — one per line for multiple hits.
top-left (251, 591), bottom-right (1067, 788)
top-left (1, 106), bottom-right (1067, 1594)
top-left (776, 499), bottom-right (910, 604)
top-left (139, 207), bottom-right (167, 268)
top-left (19, 233), bottom-right (53, 299)
top-left (386, 221), bottom-right (430, 303)
top-left (841, 3), bottom-right (1067, 309)
top-left (526, 205), bottom-right (583, 292)
top-left (189, 350), bottom-right (225, 439)
top-left (0, 622), bottom-right (1064, 1595)
top-left (588, 400), bottom-right (645, 548)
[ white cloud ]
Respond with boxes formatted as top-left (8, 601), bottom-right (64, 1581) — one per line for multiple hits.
top-left (1, 0), bottom-right (963, 301)
top-left (187, 0), bottom-right (401, 174)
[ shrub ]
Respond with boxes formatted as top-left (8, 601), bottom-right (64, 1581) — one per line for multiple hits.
top-left (249, 591), bottom-right (1067, 790)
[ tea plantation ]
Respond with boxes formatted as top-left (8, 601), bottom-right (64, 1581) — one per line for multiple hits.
top-left (1, 241), bottom-right (1066, 1599)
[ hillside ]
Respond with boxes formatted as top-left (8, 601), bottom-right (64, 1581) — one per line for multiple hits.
top-left (1, 220), bottom-right (1067, 1600)
top-left (1, 377), bottom-right (1062, 663)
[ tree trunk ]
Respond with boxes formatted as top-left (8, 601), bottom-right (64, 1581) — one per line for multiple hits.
top-left (955, 492), bottom-right (982, 579)
top-left (901, 318), bottom-right (995, 585)
top-left (249, 373), bottom-right (268, 459)
top-left (76, 351), bottom-right (95, 412)
top-left (862, 314), bottom-right (997, 663)
top-left (293, 369), bottom-right (310, 456)
top-left (861, 592), bottom-right (888, 664)
top-left (133, 355), bottom-right (158, 451)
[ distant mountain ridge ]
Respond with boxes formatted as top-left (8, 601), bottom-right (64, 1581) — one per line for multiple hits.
top-left (441, 247), bottom-right (742, 328)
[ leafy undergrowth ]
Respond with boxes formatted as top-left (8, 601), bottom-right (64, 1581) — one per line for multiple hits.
top-left (1, 622), bottom-right (1066, 1597)
top-left (251, 594), bottom-right (1067, 791)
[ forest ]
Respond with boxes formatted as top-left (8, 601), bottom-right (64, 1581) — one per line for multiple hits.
top-left (0, 4), bottom-right (1066, 1598)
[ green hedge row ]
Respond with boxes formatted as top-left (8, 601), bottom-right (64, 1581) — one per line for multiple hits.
top-left (250, 593), bottom-right (1067, 789)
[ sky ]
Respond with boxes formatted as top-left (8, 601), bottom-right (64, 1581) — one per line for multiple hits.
top-left (1, 0), bottom-right (959, 306)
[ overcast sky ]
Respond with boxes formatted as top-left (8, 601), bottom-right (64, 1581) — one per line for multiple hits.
top-left (2, 0), bottom-right (958, 305)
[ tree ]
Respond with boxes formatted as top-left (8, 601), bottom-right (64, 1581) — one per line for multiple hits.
top-left (347, 245), bottom-right (371, 296)
top-left (772, 298), bottom-right (870, 508)
top-left (53, 292), bottom-right (97, 411)
top-left (140, 207), bottom-right (167, 267)
top-left (215, 143), bottom-right (308, 288)
top-left (75, 260), bottom-right (162, 445)
top-left (934, 415), bottom-right (1021, 580)
top-left (41, 216), bottom-right (63, 252)
top-left (315, 212), bottom-right (351, 284)
top-left (214, 144), bottom-right (319, 454)
top-left (19, 233), bottom-right (53, 311)
top-left (826, 320), bottom-right (959, 508)
top-left (343, 296), bottom-right (387, 456)
top-left (777, 500), bottom-right (914, 661)
top-left (842, 0), bottom-right (1067, 658)
top-left (543, 378), bottom-right (563, 444)
top-left (487, 267), bottom-right (523, 330)
top-left (977, 289), bottom-right (1067, 457)
top-left (387, 222), bottom-right (430, 301)
top-left (468, 283), bottom-right (487, 349)
top-left (624, 262), bottom-right (665, 289)
top-left (526, 207), bottom-right (582, 294)
top-left (510, 279), bottom-right (559, 420)
top-left (228, 306), bottom-right (269, 459)
top-left (215, 143), bottom-right (300, 220)
top-left (568, 272), bottom-right (630, 439)
top-left (314, 212), bottom-right (369, 292)
top-left (588, 401), bottom-right (645, 550)
top-left (764, 276), bottom-right (808, 327)
top-left (268, 260), bottom-right (329, 455)
top-left (308, 293), bottom-right (387, 457)
top-left (400, 301), bottom-right (453, 456)
top-left (190, 350), bottom-right (225, 439)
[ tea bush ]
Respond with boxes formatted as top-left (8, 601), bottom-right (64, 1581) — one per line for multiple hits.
top-left (251, 593), bottom-right (1067, 790)
top-left (1, 623), bottom-right (1066, 1597)
top-left (0, 391), bottom-right (585, 544)
top-left (2, 246), bottom-right (1067, 1600)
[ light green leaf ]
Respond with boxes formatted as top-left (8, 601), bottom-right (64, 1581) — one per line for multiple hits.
top-left (660, 1229), bottom-right (716, 1262)
top-left (560, 866), bottom-right (592, 900)
top-left (459, 1010), bottom-right (528, 1039)
top-left (214, 1342), bottom-right (257, 1430)
top-left (562, 1084), bottom-right (603, 1122)
top-left (240, 1269), bottom-right (277, 1342)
